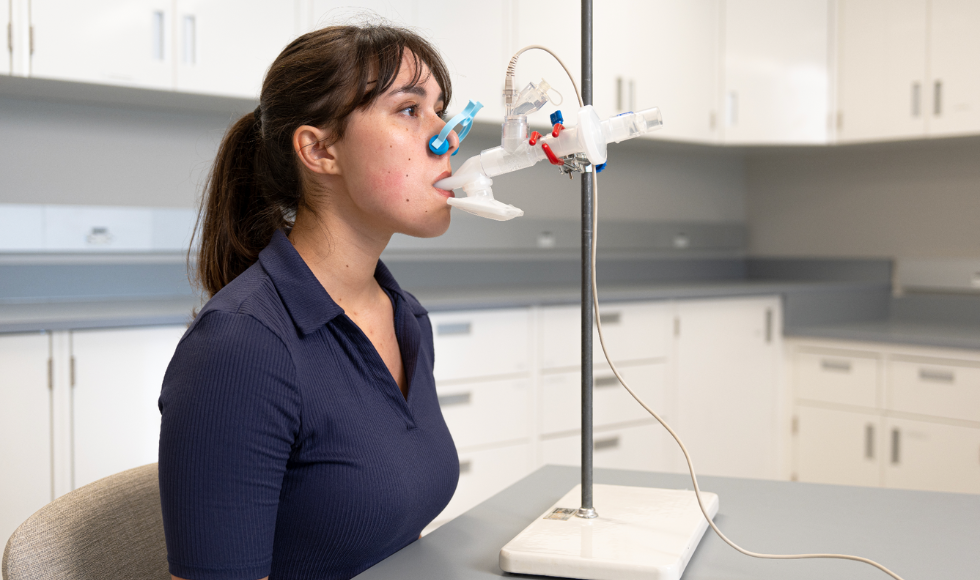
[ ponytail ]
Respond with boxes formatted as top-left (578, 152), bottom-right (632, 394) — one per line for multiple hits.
top-left (191, 23), bottom-right (452, 298)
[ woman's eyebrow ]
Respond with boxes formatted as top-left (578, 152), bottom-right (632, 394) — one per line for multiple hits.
top-left (391, 85), bottom-right (444, 104)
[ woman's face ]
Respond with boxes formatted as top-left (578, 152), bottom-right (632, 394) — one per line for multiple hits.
top-left (329, 52), bottom-right (458, 239)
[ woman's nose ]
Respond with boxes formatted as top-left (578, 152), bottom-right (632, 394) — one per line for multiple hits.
top-left (445, 127), bottom-right (460, 155)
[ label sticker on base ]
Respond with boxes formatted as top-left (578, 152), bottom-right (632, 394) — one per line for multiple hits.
top-left (543, 508), bottom-right (576, 521)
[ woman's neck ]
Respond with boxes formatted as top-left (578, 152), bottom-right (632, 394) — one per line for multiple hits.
top-left (287, 205), bottom-right (391, 314)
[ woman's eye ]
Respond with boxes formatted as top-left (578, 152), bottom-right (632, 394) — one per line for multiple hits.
top-left (401, 105), bottom-right (418, 117)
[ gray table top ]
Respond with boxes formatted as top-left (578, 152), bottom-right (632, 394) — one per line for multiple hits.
top-left (354, 465), bottom-right (979, 580)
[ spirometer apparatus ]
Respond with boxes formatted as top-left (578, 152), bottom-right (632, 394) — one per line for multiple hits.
top-left (428, 3), bottom-right (908, 579)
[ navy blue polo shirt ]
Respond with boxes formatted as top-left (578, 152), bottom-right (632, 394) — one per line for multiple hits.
top-left (158, 230), bottom-right (459, 580)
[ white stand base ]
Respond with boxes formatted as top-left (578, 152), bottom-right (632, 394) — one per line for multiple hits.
top-left (499, 484), bottom-right (719, 580)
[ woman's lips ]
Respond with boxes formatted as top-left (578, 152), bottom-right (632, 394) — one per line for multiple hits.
top-left (434, 170), bottom-right (455, 198)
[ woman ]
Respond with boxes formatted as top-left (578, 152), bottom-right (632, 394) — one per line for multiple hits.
top-left (158, 24), bottom-right (461, 580)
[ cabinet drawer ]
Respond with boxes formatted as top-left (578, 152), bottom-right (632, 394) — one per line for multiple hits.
top-left (883, 417), bottom-right (980, 494)
top-left (539, 363), bottom-right (666, 435)
top-left (430, 308), bottom-right (531, 382)
top-left (887, 358), bottom-right (980, 423)
top-left (796, 349), bottom-right (879, 408)
top-left (540, 423), bottom-right (664, 472)
top-left (434, 442), bottom-right (533, 524)
top-left (437, 377), bottom-right (530, 450)
top-left (540, 302), bottom-right (671, 369)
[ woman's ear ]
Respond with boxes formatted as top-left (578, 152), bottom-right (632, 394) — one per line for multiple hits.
top-left (294, 125), bottom-right (341, 175)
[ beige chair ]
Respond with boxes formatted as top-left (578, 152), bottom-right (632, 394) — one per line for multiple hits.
top-left (2, 463), bottom-right (169, 580)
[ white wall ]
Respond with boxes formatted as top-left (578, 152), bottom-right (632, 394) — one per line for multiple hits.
top-left (745, 136), bottom-right (980, 260)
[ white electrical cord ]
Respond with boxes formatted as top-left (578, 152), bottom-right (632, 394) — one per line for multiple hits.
top-left (511, 45), bottom-right (908, 580)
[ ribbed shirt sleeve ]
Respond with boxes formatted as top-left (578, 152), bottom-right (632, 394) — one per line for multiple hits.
top-left (158, 310), bottom-right (302, 580)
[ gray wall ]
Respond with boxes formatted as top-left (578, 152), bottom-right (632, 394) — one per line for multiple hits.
top-left (0, 96), bottom-right (231, 208)
top-left (745, 136), bottom-right (980, 260)
top-left (0, 96), bottom-right (747, 225)
top-left (458, 125), bottom-right (747, 223)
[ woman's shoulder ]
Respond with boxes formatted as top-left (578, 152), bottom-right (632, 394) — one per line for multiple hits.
top-left (188, 261), bottom-right (294, 349)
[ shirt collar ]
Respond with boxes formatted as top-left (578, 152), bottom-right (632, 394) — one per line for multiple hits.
top-left (258, 230), bottom-right (426, 336)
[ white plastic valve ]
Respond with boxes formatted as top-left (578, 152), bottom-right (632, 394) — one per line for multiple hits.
top-left (436, 106), bottom-right (662, 221)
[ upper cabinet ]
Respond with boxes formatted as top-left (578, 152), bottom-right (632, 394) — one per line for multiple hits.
top-left (28, 0), bottom-right (175, 90)
top-left (595, 0), bottom-right (721, 143)
top-left (6, 1), bottom-right (980, 145)
top-left (418, 0), bottom-right (511, 122)
top-left (836, 0), bottom-right (928, 142)
top-left (2, 0), bottom-right (11, 75)
top-left (174, 0), bottom-right (299, 98)
top-left (928, 0), bottom-right (980, 137)
top-left (837, 0), bottom-right (980, 142)
top-left (721, 0), bottom-right (831, 144)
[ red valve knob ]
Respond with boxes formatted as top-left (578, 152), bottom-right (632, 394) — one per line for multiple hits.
top-left (551, 123), bottom-right (564, 138)
top-left (529, 131), bottom-right (542, 146)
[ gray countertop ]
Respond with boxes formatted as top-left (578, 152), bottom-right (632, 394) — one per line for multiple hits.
top-left (2, 279), bottom-right (977, 352)
top-left (354, 465), bottom-right (979, 580)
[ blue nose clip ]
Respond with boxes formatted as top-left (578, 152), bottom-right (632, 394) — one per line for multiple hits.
top-left (429, 100), bottom-right (483, 156)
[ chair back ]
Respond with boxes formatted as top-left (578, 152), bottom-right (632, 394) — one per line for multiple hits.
top-left (2, 463), bottom-right (169, 580)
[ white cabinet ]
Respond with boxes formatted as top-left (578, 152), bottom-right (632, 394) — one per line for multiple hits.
top-left (70, 326), bottom-right (184, 489)
top-left (884, 417), bottom-right (980, 494)
top-left (796, 405), bottom-right (881, 487)
top-left (436, 376), bottom-right (530, 450)
top-left (721, 0), bottom-right (830, 144)
top-left (0, 332), bottom-right (52, 546)
top-left (512, 0), bottom-right (580, 127)
top-left (791, 339), bottom-right (980, 495)
top-left (308, 1), bottom-right (415, 30)
top-left (174, 0), bottom-right (299, 99)
top-left (836, 0), bottom-right (928, 142)
top-left (540, 301), bottom-right (671, 370)
top-left (417, 0), bottom-right (510, 121)
top-left (540, 422), bottom-right (668, 473)
top-left (927, 0), bottom-right (980, 137)
top-left (2, 0), bottom-right (11, 75)
top-left (430, 307), bottom-right (530, 382)
top-left (675, 296), bottom-right (782, 479)
top-left (28, 0), bottom-right (175, 89)
top-left (595, 0), bottom-right (721, 142)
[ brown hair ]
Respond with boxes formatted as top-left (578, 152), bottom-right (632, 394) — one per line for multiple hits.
top-left (192, 24), bottom-right (452, 298)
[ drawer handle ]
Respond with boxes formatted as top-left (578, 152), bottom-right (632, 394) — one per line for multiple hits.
top-left (598, 312), bottom-right (621, 325)
top-left (594, 376), bottom-right (619, 388)
top-left (437, 322), bottom-right (471, 336)
top-left (594, 436), bottom-right (620, 451)
top-left (864, 424), bottom-right (875, 460)
top-left (459, 460), bottom-right (472, 474)
top-left (891, 429), bottom-right (900, 465)
top-left (820, 359), bottom-right (852, 373)
top-left (437, 392), bottom-right (471, 407)
top-left (919, 368), bottom-right (954, 383)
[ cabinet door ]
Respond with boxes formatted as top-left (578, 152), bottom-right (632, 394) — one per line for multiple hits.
top-left (674, 296), bottom-right (782, 479)
top-left (309, 0), bottom-right (415, 30)
top-left (928, 0), bottom-right (980, 137)
top-left (796, 347), bottom-right (880, 409)
top-left (836, 0), bottom-right (928, 142)
top-left (71, 326), bottom-right (185, 489)
top-left (722, 0), bottom-right (830, 144)
top-left (884, 417), bottom-right (980, 494)
top-left (418, 0), bottom-right (509, 122)
top-left (796, 404), bottom-right (881, 487)
top-left (513, 0), bottom-right (580, 127)
top-left (595, 0), bottom-right (720, 143)
top-left (2, 0), bottom-right (10, 75)
top-left (0, 333), bottom-right (52, 546)
top-left (175, 0), bottom-right (299, 98)
top-left (29, 0), bottom-right (173, 89)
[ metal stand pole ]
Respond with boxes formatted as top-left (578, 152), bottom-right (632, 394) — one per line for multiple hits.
top-left (577, 0), bottom-right (597, 520)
